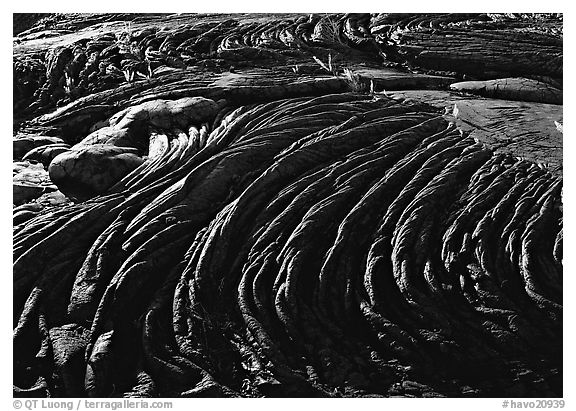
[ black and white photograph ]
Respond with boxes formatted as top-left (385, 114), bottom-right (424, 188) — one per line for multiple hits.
top-left (10, 6), bottom-right (567, 405)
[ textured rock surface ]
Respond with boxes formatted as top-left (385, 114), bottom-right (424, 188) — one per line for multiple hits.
top-left (449, 78), bottom-right (562, 105)
top-left (48, 145), bottom-right (145, 200)
top-left (13, 13), bottom-right (562, 398)
top-left (13, 161), bottom-right (57, 205)
top-left (452, 99), bottom-right (563, 175)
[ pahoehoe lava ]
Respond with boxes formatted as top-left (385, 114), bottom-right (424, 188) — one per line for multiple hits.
top-left (13, 13), bottom-right (562, 398)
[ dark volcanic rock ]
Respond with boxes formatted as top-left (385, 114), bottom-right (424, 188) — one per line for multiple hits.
top-left (13, 13), bottom-right (562, 398)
